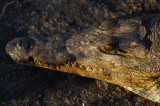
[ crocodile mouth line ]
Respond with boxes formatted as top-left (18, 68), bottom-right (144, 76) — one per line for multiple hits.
top-left (20, 56), bottom-right (105, 73)
top-left (18, 56), bottom-right (158, 78)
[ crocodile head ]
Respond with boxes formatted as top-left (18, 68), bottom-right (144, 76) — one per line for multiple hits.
top-left (6, 16), bottom-right (160, 103)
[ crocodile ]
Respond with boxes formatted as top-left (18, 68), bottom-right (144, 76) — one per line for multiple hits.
top-left (5, 14), bottom-right (160, 103)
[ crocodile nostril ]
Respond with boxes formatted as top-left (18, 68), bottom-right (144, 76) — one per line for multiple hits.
top-left (17, 39), bottom-right (27, 49)
top-left (17, 39), bottom-right (31, 50)
top-left (17, 40), bottom-right (23, 48)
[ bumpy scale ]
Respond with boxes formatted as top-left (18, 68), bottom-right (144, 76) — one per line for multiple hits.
top-left (6, 14), bottom-right (160, 103)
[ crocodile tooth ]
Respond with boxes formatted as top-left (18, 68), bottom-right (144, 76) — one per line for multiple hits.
top-left (44, 63), bottom-right (48, 67)
top-left (80, 64), bottom-right (86, 70)
top-left (65, 62), bottom-right (71, 67)
top-left (46, 63), bottom-right (49, 67)
top-left (74, 61), bottom-right (78, 65)
top-left (92, 68), bottom-right (97, 73)
top-left (68, 62), bottom-right (71, 65)
top-left (146, 66), bottom-right (151, 71)
top-left (65, 64), bottom-right (71, 67)
top-left (49, 64), bottom-right (54, 68)
top-left (86, 67), bottom-right (92, 71)
top-left (104, 69), bottom-right (112, 74)
top-left (66, 62), bottom-right (71, 66)
top-left (48, 64), bottom-right (52, 67)
top-left (70, 62), bottom-right (74, 67)
top-left (99, 68), bottom-right (103, 72)
top-left (56, 65), bottom-right (60, 70)
top-left (72, 61), bottom-right (79, 68)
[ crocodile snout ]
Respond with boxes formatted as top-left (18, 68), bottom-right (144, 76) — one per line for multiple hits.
top-left (6, 36), bottom-right (35, 62)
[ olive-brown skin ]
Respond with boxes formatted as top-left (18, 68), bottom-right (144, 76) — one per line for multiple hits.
top-left (6, 14), bottom-right (160, 103)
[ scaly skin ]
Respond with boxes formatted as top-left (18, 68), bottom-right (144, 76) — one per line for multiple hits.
top-left (6, 14), bottom-right (160, 103)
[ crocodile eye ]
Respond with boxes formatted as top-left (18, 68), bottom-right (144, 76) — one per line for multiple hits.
top-left (99, 45), bottom-right (117, 54)
top-left (104, 45), bottom-right (115, 51)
